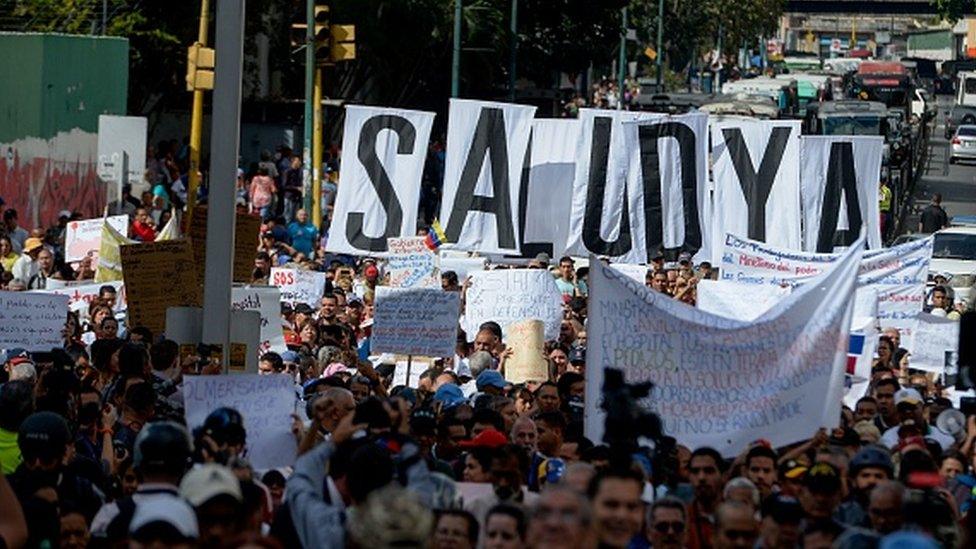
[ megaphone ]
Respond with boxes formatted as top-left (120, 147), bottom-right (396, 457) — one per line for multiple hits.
top-left (936, 408), bottom-right (967, 441)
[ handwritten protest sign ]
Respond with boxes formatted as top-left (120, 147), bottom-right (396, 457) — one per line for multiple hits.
top-left (183, 374), bottom-right (297, 469)
top-left (463, 269), bottom-right (563, 342)
top-left (65, 215), bottom-right (129, 263)
top-left (586, 237), bottom-right (863, 456)
top-left (40, 281), bottom-right (125, 316)
top-left (393, 357), bottom-right (433, 388)
top-left (270, 268), bottom-right (327, 306)
top-left (504, 320), bottom-right (548, 383)
top-left (719, 233), bottom-right (933, 345)
top-left (387, 237), bottom-right (439, 288)
top-left (910, 313), bottom-right (960, 373)
top-left (120, 240), bottom-right (201, 336)
top-left (372, 287), bottom-right (460, 357)
top-left (0, 292), bottom-right (68, 351)
top-left (697, 280), bottom-right (791, 321)
top-left (188, 206), bottom-right (262, 283)
top-left (231, 286), bottom-right (287, 356)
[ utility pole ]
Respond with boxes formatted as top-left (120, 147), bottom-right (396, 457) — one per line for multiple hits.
top-left (185, 0), bottom-right (212, 231)
top-left (617, 6), bottom-right (627, 109)
top-left (202, 0), bottom-right (245, 369)
top-left (312, 67), bottom-right (323, 229)
top-left (509, 0), bottom-right (518, 101)
top-left (655, 0), bottom-right (664, 91)
top-left (715, 24), bottom-right (723, 92)
top-left (452, 0), bottom-right (462, 97)
top-left (302, 0), bottom-right (315, 215)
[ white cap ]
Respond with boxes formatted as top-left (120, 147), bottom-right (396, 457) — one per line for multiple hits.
top-left (895, 387), bottom-right (923, 406)
top-left (58, 210), bottom-right (72, 219)
top-left (129, 494), bottom-right (199, 539)
top-left (179, 464), bottom-right (242, 506)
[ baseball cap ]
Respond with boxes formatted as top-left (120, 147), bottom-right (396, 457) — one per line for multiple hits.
top-left (280, 350), bottom-right (301, 364)
top-left (179, 464), bottom-right (243, 506)
top-left (262, 231), bottom-right (275, 239)
top-left (778, 459), bottom-right (807, 480)
top-left (284, 331), bottom-right (302, 346)
top-left (677, 252), bottom-right (693, 264)
top-left (347, 295), bottom-right (364, 307)
top-left (294, 303), bottom-right (314, 315)
top-left (433, 383), bottom-right (467, 410)
top-left (568, 348), bottom-right (586, 364)
top-left (850, 445), bottom-right (894, 476)
top-left (895, 388), bottom-right (923, 406)
top-left (58, 210), bottom-right (72, 219)
top-left (364, 264), bottom-right (379, 278)
top-left (533, 252), bottom-right (551, 266)
top-left (129, 493), bottom-right (199, 541)
top-left (804, 462), bottom-right (841, 493)
top-left (476, 370), bottom-right (507, 390)
top-left (18, 411), bottom-right (71, 461)
top-left (761, 494), bottom-right (804, 523)
top-left (3, 348), bottom-right (30, 365)
top-left (459, 428), bottom-right (508, 449)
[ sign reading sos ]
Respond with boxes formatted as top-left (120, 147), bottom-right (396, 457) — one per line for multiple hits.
top-left (272, 270), bottom-right (295, 286)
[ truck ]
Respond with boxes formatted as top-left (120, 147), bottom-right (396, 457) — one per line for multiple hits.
top-left (850, 62), bottom-right (914, 116)
top-left (946, 71), bottom-right (976, 138)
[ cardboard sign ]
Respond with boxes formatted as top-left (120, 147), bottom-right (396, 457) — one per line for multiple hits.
top-left (188, 206), bottom-right (262, 284)
top-left (504, 319), bottom-right (549, 383)
top-left (372, 287), bottom-right (460, 357)
top-left (65, 215), bottom-right (129, 263)
top-left (463, 269), bottom-right (563, 342)
top-left (183, 374), bottom-right (298, 469)
top-left (270, 268), bottom-right (327, 306)
top-left (0, 292), bottom-right (69, 351)
top-left (387, 237), bottom-right (439, 288)
top-left (120, 239), bottom-right (202, 336)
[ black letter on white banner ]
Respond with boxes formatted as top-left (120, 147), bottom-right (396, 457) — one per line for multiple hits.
top-left (445, 107), bottom-right (516, 249)
top-left (582, 117), bottom-right (632, 256)
top-left (637, 122), bottom-right (701, 260)
top-left (516, 135), bottom-right (551, 257)
top-left (815, 142), bottom-right (862, 252)
top-left (722, 127), bottom-right (792, 241)
top-left (347, 115), bottom-right (411, 251)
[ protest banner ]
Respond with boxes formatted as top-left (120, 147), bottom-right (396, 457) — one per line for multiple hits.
top-left (719, 233), bottom-right (933, 344)
top-left (183, 374), bottom-right (297, 469)
top-left (517, 118), bottom-right (579, 259)
top-left (393, 357), bottom-right (433, 388)
top-left (910, 312), bottom-right (960, 373)
top-left (65, 215), bottom-right (129, 263)
top-left (327, 106), bottom-right (435, 255)
top-left (387, 237), bottom-right (439, 288)
top-left (231, 286), bottom-right (288, 356)
top-left (40, 280), bottom-right (125, 316)
top-left (463, 269), bottom-right (563, 342)
top-left (188, 206), bottom-right (262, 283)
top-left (97, 115), bottom-right (148, 191)
top-left (440, 99), bottom-right (537, 255)
top-left (270, 268), bottom-right (327, 306)
top-left (94, 221), bottom-right (134, 283)
top-left (585, 237), bottom-right (863, 455)
top-left (844, 314), bottom-right (879, 409)
top-left (439, 254), bottom-right (487, 282)
top-left (800, 136), bottom-right (883, 252)
top-left (609, 263), bottom-right (648, 285)
top-left (0, 292), bottom-right (69, 351)
top-left (120, 239), bottom-right (202, 336)
top-left (710, 119), bottom-right (802, 263)
top-left (504, 319), bottom-right (549, 383)
top-left (696, 280), bottom-right (791, 321)
top-left (372, 287), bottom-right (460, 357)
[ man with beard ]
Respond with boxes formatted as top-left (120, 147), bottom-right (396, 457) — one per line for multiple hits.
top-left (743, 446), bottom-right (777, 500)
top-left (836, 445), bottom-right (893, 527)
top-left (686, 447), bottom-right (725, 549)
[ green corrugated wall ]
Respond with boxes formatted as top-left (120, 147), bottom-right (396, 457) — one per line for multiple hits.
top-left (0, 32), bottom-right (128, 142)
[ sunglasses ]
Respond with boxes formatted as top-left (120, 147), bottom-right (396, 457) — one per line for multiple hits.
top-left (654, 521), bottom-right (685, 534)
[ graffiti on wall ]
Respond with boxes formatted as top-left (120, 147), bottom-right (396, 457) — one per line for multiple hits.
top-left (0, 130), bottom-right (107, 229)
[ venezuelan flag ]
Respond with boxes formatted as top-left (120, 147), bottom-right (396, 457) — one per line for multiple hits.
top-left (425, 219), bottom-right (448, 251)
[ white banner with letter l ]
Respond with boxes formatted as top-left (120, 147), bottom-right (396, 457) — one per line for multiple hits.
top-left (585, 238), bottom-right (864, 456)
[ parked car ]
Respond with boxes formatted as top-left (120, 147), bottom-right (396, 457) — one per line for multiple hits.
top-left (930, 226), bottom-right (976, 304)
top-left (950, 125), bottom-right (976, 164)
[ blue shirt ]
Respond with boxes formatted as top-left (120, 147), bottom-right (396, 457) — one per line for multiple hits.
top-left (288, 221), bottom-right (318, 256)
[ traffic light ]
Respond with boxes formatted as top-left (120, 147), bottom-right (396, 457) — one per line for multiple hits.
top-left (314, 4), bottom-right (331, 66)
top-left (186, 42), bottom-right (215, 91)
top-left (330, 24), bottom-right (355, 62)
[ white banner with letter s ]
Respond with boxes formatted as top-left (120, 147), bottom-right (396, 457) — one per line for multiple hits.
top-left (711, 119), bottom-right (801, 264)
top-left (585, 239), bottom-right (863, 456)
top-left (440, 99), bottom-right (537, 255)
top-left (327, 105), bottom-right (435, 255)
top-left (801, 136), bottom-right (883, 252)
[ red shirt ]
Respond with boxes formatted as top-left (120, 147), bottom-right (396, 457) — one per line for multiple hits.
top-left (131, 221), bottom-right (156, 242)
